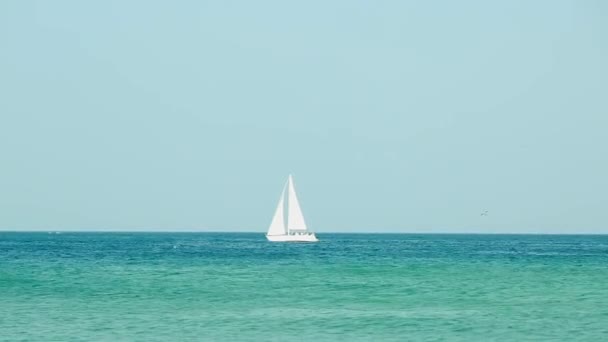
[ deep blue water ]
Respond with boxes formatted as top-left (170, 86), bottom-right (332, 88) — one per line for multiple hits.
top-left (1, 233), bottom-right (608, 341)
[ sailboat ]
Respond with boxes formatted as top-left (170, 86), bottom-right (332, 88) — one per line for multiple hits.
top-left (266, 175), bottom-right (318, 242)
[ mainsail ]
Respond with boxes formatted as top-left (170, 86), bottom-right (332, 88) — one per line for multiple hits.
top-left (287, 175), bottom-right (308, 232)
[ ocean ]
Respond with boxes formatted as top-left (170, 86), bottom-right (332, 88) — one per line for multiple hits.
top-left (1, 233), bottom-right (607, 341)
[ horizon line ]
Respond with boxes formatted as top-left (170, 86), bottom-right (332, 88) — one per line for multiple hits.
top-left (0, 229), bottom-right (607, 235)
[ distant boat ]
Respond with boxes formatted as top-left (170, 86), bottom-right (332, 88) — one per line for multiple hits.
top-left (266, 175), bottom-right (318, 242)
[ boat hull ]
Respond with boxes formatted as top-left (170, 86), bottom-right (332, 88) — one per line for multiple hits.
top-left (266, 233), bottom-right (318, 242)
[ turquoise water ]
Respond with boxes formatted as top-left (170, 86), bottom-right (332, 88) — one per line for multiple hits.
top-left (1, 233), bottom-right (607, 341)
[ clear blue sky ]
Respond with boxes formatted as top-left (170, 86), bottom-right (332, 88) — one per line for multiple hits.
top-left (1, 0), bottom-right (607, 233)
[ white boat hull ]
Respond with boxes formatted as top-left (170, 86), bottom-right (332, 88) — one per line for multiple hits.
top-left (266, 233), bottom-right (318, 242)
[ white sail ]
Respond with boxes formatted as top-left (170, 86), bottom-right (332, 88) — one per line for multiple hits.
top-left (267, 183), bottom-right (286, 236)
top-left (287, 175), bottom-right (308, 232)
